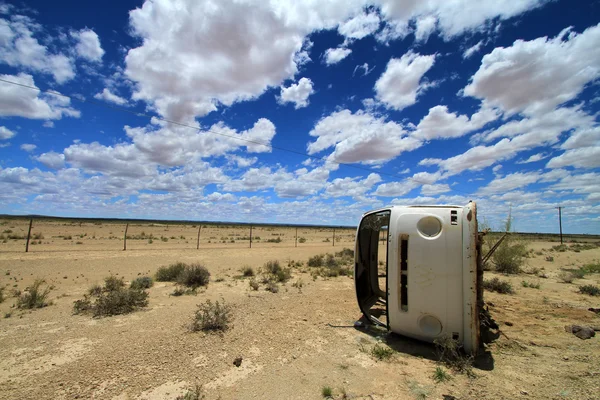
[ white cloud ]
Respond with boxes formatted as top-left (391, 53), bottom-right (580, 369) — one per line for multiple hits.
top-left (43, 121), bottom-right (54, 128)
top-left (0, 73), bottom-right (80, 119)
top-left (546, 147), bottom-right (600, 169)
top-left (71, 29), bottom-right (104, 62)
top-left (561, 126), bottom-right (600, 149)
top-left (353, 63), bottom-right (375, 76)
top-left (278, 77), bottom-right (314, 109)
top-left (338, 11), bottom-right (380, 40)
top-left (36, 151), bottom-right (65, 169)
top-left (0, 126), bottom-right (15, 140)
top-left (414, 15), bottom-right (437, 42)
top-left (307, 109), bottom-right (422, 164)
top-left (325, 173), bottom-right (381, 198)
top-left (464, 24), bottom-right (600, 116)
top-left (412, 105), bottom-right (498, 140)
top-left (94, 88), bottom-right (128, 105)
top-left (20, 143), bottom-right (36, 152)
top-left (374, 52), bottom-right (436, 111)
top-left (125, 0), bottom-right (364, 122)
top-left (373, 179), bottom-right (420, 197)
top-left (59, 117), bottom-right (276, 179)
top-left (226, 155), bottom-right (258, 168)
top-left (375, 0), bottom-right (548, 40)
top-left (478, 171), bottom-right (541, 195)
top-left (516, 152), bottom-right (548, 164)
top-left (324, 47), bottom-right (352, 65)
top-left (463, 40), bottom-right (484, 59)
top-left (0, 14), bottom-right (75, 83)
top-left (421, 183), bottom-right (450, 196)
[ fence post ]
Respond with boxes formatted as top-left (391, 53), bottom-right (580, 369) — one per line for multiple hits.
top-left (196, 225), bottom-right (201, 249)
top-left (295, 227), bottom-right (298, 248)
top-left (249, 225), bottom-right (252, 248)
top-left (123, 223), bottom-right (128, 251)
top-left (25, 218), bottom-right (33, 253)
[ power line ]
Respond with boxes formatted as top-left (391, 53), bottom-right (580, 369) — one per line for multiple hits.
top-left (0, 76), bottom-right (474, 196)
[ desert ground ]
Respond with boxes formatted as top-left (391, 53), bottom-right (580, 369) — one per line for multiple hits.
top-left (0, 218), bottom-right (599, 400)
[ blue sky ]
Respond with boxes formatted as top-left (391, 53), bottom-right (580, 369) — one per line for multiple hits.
top-left (0, 0), bottom-right (599, 233)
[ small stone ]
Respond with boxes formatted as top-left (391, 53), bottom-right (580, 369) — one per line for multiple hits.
top-left (233, 356), bottom-right (243, 367)
top-left (520, 390), bottom-right (528, 395)
top-left (563, 356), bottom-right (569, 360)
top-left (505, 321), bottom-right (514, 326)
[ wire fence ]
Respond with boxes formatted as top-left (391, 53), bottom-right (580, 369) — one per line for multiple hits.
top-left (0, 218), bottom-right (357, 253)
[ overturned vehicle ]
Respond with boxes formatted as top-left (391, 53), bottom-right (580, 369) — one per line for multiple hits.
top-left (354, 202), bottom-right (484, 354)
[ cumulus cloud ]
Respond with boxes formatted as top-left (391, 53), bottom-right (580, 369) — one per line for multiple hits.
top-left (464, 24), bottom-right (600, 116)
top-left (0, 14), bottom-right (75, 83)
top-left (36, 151), bottom-right (65, 169)
top-left (374, 52), bottom-right (436, 111)
top-left (278, 77), bottom-right (314, 109)
top-left (125, 0), bottom-right (363, 122)
top-left (338, 11), bottom-right (380, 40)
top-left (324, 47), bottom-right (352, 65)
top-left (414, 15), bottom-right (437, 42)
top-left (20, 143), bottom-right (36, 152)
top-left (94, 88), bottom-right (128, 105)
top-left (0, 73), bottom-right (80, 119)
top-left (307, 109), bottom-right (422, 164)
top-left (375, 0), bottom-right (549, 40)
top-left (71, 29), bottom-right (104, 62)
top-left (0, 126), bottom-right (15, 140)
top-left (325, 173), bottom-right (381, 198)
top-left (412, 105), bottom-right (498, 140)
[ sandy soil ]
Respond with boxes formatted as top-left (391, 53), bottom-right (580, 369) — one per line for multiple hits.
top-left (0, 219), bottom-right (599, 399)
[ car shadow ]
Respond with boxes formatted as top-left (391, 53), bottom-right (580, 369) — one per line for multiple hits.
top-left (354, 315), bottom-right (495, 371)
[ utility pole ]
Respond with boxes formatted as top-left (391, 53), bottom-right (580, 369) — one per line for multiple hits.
top-left (556, 206), bottom-right (563, 244)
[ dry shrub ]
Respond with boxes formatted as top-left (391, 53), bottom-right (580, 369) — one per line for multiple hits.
top-left (17, 279), bottom-right (52, 309)
top-left (189, 299), bottom-right (232, 332)
top-left (492, 239), bottom-right (527, 274)
top-left (240, 266), bottom-right (254, 277)
top-left (263, 260), bottom-right (291, 283)
top-left (483, 277), bottom-right (515, 294)
top-left (155, 262), bottom-right (186, 281)
top-left (249, 279), bottom-right (259, 291)
top-left (73, 275), bottom-right (148, 317)
top-left (130, 276), bottom-right (153, 290)
top-left (434, 335), bottom-right (473, 376)
top-left (177, 264), bottom-right (210, 288)
top-left (579, 284), bottom-right (600, 296)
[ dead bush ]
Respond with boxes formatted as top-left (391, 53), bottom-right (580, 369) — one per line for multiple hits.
top-left (177, 264), bottom-right (210, 288)
top-left (492, 239), bottom-right (527, 274)
top-left (130, 276), bottom-right (153, 290)
top-left (263, 260), bottom-right (291, 283)
top-left (189, 299), bottom-right (232, 332)
top-left (579, 284), bottom-right (600, 296)
top-left (73, 276), bottom-right (148, 317)
top-left (249, 279), bottom-right (259, 291)
top-left (155, 262), bottom-right (186, 281)
top-left (17, 279), bottom-right (52, 309)
top-left (483, 277), bottom-right (515, 294)
top-left (266, 281), bottom-right (279, 293)
top-left (240, 266), bottom-right (255, 277)
top-left (434, 335), bottom-right (473, 376)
